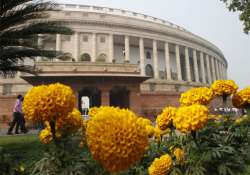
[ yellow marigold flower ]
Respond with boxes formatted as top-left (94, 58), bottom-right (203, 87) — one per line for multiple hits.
top-left (211, 80), bottom-right (238, 96)
top-left (180, 87), bottom-right (214, 106)
top-left (88, 107), bottom-right (100, 117)
top-left (137, 118), bottom-right (155, 137)
top-left (173, 105), bottom-right (209, 134)
top-left (209, 114), bottom-right (223, 121)
top-left (22, 85), bottom-right (47, 122)
top-left (57, 108), bottom-right (83, 133)
top-left (233, 87), bottom-right (250, 108)
top-left (146, 125), bottom-right (155, 137)
top-left (148, 154), bottom-right (173, 175)
top-left (86, 107), bottom-right (149, 172)
top-left (173, 148), bottom-right (185, 164)
top-left (154, 127), bottom-right (171, 141)
top-left (23, 83), bottom-right (76, 122)
top-left (234, 115), bottom-right (250, 125)
top-left (39, 128), bottom-right (53, 144)
top-left (156, 107), bottom-right (176, 130)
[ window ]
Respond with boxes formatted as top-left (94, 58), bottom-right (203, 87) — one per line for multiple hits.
top-left (100, 14), bottom-right (106, 18)
top-left (100, 36), bottom-right (106, 43)
top-left (82, 12), bottom-right (89, 17)
top-left (146, 51), bottom-right (151, 59)
top-left (97, 53), bottom-right (107, 62)
top-left (2, 84), bottom-right (12, 95)
top-left (82, 35), bottom-right (88, 42)
top-left (65, 12), bottom-right (71, 16)
top-left (145, 64), bottom-right (154, 77)
top-left (62, 35), bottom-right (71, 41)
top-left (80, 53), bottom-right (91, 61)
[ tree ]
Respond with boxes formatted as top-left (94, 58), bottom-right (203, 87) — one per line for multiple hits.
top-left (221, 0), bottom-right (250, 34)
top-left (0, 0), bottom-right (73, 76)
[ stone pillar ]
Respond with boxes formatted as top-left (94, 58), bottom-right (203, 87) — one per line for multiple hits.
top-left (125, 35), bottom-right (130, 62)
top-left (217, 61), bottom-right (222, 79)
top-left (185, 47), bottom-right (191, 81)
top-left (220, 63), bottom-right (223, 79)
top-left (108, 34), bottom-right (114, 63)
top-left (165, 42), bottom-right (171, 80)
top-left (221, 63), bottom-right (224, 79)
top-left (175, 44), bottom-right (182, 81)
top-left (224, 65), bottom-right (227, 79)
top-left (92, 33), bottom-right (96, 62)
top-left (200, 52), bottom-right (206, 83)
top-left (223, 64), bottom-right (225, 79)
top-left (193, 49), bottom-right (199, 82)
top-left (139, 38), bottom-right (145, 76)
top-left (153, 40), bottom-right (159, 79)
top-left (214, 59), bottom-right (219, 80)
top-left (73, 32), bottom-right (79, 61)
top-left (101, 87), bottom-right (110, 106)
top-left (37, 34), bottom-right (43, 61)
top-left (211, 57), bottom-right (216, 82)
top-left (129, 87), bottom-right (141, 115)
top-left (206, 54), bottom-right (212, 84)
top-left (56, 34), bottom-right (61, 52)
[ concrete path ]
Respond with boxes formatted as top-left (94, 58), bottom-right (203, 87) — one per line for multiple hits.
top-left (0, 128), bottom-right (39, 136)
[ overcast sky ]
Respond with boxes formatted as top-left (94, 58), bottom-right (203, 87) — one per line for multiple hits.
top-left (56, 0), bottom-right (250, 88)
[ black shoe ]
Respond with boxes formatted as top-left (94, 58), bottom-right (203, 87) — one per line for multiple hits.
top-left (7, 132), bottom-right (13, 135)
top-left (21, 129), bottom-right (28, 134)
top-left (15, 132), bottom-right (20, 134)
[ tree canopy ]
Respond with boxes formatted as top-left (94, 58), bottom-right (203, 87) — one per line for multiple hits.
top-left (0, 0), bottom-right (73, 76)
top-left (221, 0), bottom-right (250, 34)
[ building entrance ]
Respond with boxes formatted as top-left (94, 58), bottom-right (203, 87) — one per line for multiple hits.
top-left (110, 86), bottom-right (129, 108)
top-left (78, 87), bottom-right (101, 113)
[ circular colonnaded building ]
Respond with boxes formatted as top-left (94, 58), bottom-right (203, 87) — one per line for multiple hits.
top-left (0, 4), bottom-right (228, 120)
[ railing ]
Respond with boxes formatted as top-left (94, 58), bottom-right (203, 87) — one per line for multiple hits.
top-left (31, 61), bottom-right (141, 75)
top-left (54, 3), bottom-right (187, 32)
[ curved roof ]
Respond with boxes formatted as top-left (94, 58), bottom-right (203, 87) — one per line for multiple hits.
top-left (54, 3), bottom-right (227, 66)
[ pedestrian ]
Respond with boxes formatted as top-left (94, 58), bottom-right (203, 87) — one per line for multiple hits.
top-left (19, 96), bottom-right (28, 133)
top-left (7, 95), bottom-right (26, 135)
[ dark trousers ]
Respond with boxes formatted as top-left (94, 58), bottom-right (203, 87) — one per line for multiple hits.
top-left (7, 112), bottom-right (21, 134)
top-left (7, 112), bottom-right (26, 134)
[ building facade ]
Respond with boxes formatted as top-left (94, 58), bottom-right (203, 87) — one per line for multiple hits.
top-left (0, 4), bottom-right (228, 121)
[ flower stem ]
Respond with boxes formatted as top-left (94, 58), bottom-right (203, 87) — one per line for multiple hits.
top-left (222, 95), bottom-right (227, 107)
top-left (50, 121), bottom-right (59, 146)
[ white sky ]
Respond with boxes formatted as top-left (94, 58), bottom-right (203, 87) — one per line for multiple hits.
top-left (56, 0), bottom-right (250, 88)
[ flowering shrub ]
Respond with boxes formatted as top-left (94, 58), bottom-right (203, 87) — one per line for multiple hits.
top-left (156, 107), bottom-right (176, 130)
top-left (173, 105), bottom-right (209, 133)
top-left (211, 80), bottom-right (238, 96)
top-left (148, 154), bottom-right (173, 175)
top-left (86, 107), bottom-right (149, 172)
top-left (23, 83), bottom-right (76, 122)
top-left (179, 87), bottom-right (214, 106)
top-left (233, 87), bottom-right (250, 108)
top-left (16, 81), bottom-right (250, 175)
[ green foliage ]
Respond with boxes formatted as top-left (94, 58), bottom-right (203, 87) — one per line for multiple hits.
top-left (0, 0), bottom-right (73, 75)
top-left (119, 116), bottom-right (250, 175)
top-left (221, 0), bottom-right (250, 33)
top-left (0, 135), bottom-right (44, 165)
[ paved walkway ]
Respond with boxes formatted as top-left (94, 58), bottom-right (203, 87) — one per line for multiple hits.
top-left (0, 128), bottom-right (39, 136)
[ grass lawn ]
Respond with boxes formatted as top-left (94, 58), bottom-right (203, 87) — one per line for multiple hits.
top-left (0, 134), bottom-right (45, 166)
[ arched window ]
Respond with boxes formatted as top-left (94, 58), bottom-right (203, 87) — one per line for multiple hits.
top-left (57, 52), bottom-right (73, 61)
top-left (97, 53), bottom-right (107, 62)
top-left (80, 53), bottom-right (91, 61)
top-left (146, 51), bottom-right (151, 59)
top-left (145, 64), bottom-right (154, 77)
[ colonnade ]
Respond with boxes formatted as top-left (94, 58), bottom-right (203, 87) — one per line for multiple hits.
top-left (54, 32), bottom-right (227, 84)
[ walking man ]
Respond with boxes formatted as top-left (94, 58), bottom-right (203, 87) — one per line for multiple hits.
top-left (7, 95), bottom-right (25, 134)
